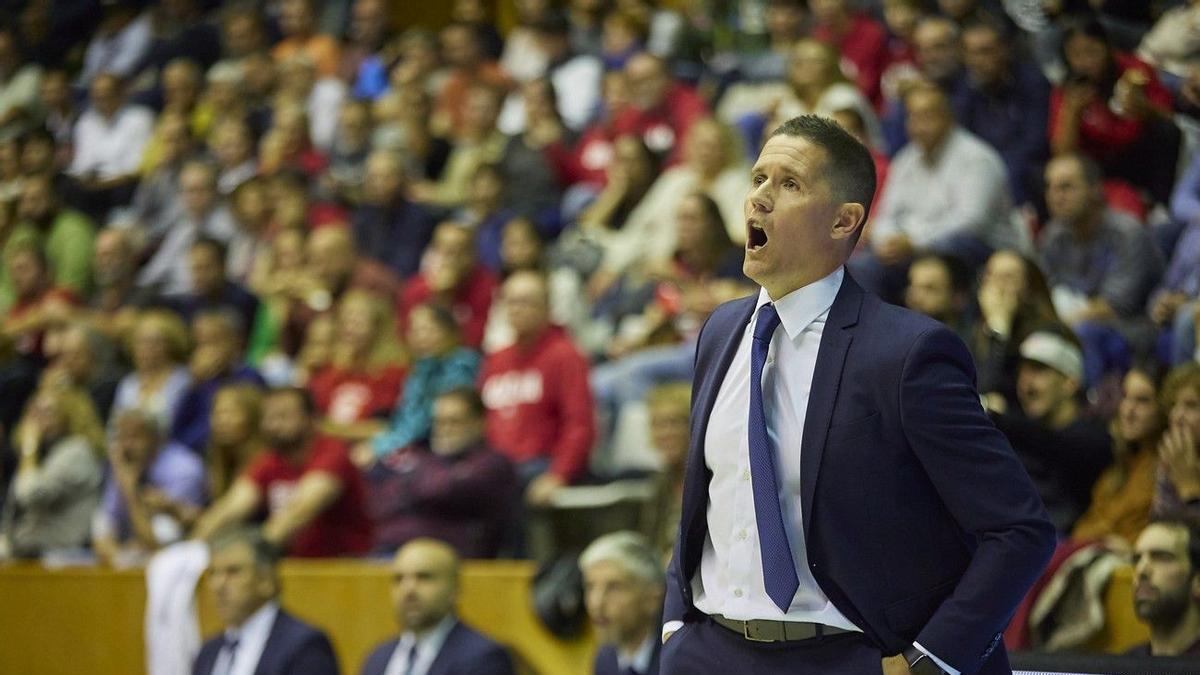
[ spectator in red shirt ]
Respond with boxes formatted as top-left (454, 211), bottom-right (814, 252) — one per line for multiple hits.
top-left (479, 270), bottom-right (595, 506)
top-left (307, 289), bottom-right (406, 444)
top-left (811, 0), bottom-right (890, 108)
top-left (193, 386), bottom-right (373, 557)
top-left (613, 53), bottom-right (708, 167)
top-left (546, 69), bottom-right (631, 204)
top-left (0, 245), bottom-right (78, 432)
top-left (397, 222), bottom-right (497, 350)
top-left (1050, 17), bottom-right (1181, 205)
top-left (434, 22), bottom-right (513, 137)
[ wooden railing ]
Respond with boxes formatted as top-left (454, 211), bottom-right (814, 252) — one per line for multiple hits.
top-left (0, 559), bottom-right (595, 675)
top-left (0, 561), bottom-right (1151, 674)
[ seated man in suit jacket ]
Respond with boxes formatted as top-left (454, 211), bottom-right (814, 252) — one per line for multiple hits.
top-left (193, 527), bottom-right (339, 675)
top-left (582, 531), bottom-right (664, 675)
top-left (360, 538), bottom-right (515, 675)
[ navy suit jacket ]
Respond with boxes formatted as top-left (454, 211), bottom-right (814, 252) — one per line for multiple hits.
top-left (359, 621), bottom-right (515, 675)
top-left (592, 639), bottom-right (661, 675)
top-left (192, 609), bottom-right (339, 675)
top-left (664, 274), bottom-right (1055, 675)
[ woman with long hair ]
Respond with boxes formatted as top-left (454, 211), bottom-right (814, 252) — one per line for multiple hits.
top-left (972, 249), bottom-right (1067, 410)
top-left (363, 302), bottom-right (480, 464)
top-left (0, 385), bottom-right (104, 558)
top-left (206, 383), bottom-right (265, 502)
top-left (307, 288), bottom-right (406, 443)
top-left (109, 309), bottom-right (192, 431)
top-left (1071, 365), bottom-right (1167, 548)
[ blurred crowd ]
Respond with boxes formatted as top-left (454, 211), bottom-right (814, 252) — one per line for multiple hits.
top-left (3, 0), bottom-right (1200, 663)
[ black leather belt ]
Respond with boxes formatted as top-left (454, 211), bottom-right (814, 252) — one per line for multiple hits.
top-left (711, 614), bottom-right (854, 642)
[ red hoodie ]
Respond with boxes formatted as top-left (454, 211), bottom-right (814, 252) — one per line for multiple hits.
top-left (478, 325), bottom-right (595, 482)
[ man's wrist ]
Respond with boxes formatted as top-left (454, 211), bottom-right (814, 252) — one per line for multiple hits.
top-left (903, 645), bottom-right (949, 675)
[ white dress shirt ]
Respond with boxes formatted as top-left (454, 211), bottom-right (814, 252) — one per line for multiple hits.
top-left (869, 128), bottom-right (1018, 251)
top-left (213, 601), bottom-right (279, 675)
top-left (382, 615), bottom-right (457, 675)
top-left (692, 267), bottom-right (856, 628)
top-left (666, 267), bottom-right (958, 674)
top-left (68, 105), bottom-right (155, 180)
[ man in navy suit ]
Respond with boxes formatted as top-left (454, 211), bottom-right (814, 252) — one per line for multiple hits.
top-left (193, 527), bottom-right (339, 675)
top-left (661, 115), bottom-right (1056, 675)
top-left (581, 532), bottom-right (664, 675)
top-left (360, 538), bottom-right (515, 675)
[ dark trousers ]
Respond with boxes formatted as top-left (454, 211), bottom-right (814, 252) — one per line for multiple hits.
top-left (661, 617), bottom-right (884, 674)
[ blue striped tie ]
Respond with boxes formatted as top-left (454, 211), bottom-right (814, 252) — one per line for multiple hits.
top-left (748, 303), bottom-right (800, 612)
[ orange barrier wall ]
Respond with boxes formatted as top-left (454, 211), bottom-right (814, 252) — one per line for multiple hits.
top-left (0, 561), bottom-right (1152, 674)
top-left (0, 560), bottom-right (594, 675)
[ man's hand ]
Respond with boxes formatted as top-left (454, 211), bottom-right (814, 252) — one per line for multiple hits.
top-left (525, 473), bottom-right (564, 506)
top-left (882, 654), bottom-right (912, 675)
top-left (1150, 292), bottom-right (1186, 326)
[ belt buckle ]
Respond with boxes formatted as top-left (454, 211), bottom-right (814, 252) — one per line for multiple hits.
top-left (742, 620), bottom-right (776, 643)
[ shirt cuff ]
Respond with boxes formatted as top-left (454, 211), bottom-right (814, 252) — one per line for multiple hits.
top-left (913, 642), bottom-right (959, 675)
top-left (662, 620), bottom-right (685, 643)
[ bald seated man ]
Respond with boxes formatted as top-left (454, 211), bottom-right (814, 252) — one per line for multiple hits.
top-left (360, 539), bottom-right (516, 675)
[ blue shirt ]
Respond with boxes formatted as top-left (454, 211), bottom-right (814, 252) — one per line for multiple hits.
top-left (372, 347), bottom-right (481, 456)
top-left (352, 200), bottom-right (436, 280)
top-left (100, 440), bottom-right (207, 542)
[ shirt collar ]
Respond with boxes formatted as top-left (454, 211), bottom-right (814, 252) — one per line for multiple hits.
top-left (616, 634), bottom-right (657, 673)
top-left (755, 266), bottom-right (844, 341)
top-left (224, 600), bottom-right (279, 644)
top-left (399, 614), bottom-right (457, 654)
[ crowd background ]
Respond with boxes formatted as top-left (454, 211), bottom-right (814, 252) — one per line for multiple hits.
top-left (3, 0), bottom-right (1200, 667)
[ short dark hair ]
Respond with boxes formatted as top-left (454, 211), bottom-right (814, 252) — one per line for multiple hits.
top-left (209, 526), bottom-right (281, 569)
top-left (436, 386), bottom-right (486, 419)
top-left (911, 252), bottom-right (971, 295)
top-left (1147, 511), bottom-right (1200, 573)
top-left (769, 115), bottom-right (877, 240)
top-left (265, 385), bottom-right (316, 416)
top-left (1050, 152), bottom-right (1103, 188)
top-left (190, 235), bottom-right (228, 265)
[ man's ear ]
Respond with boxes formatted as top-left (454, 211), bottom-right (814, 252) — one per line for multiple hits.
top-left (832, 203), bottom-right (866, 240)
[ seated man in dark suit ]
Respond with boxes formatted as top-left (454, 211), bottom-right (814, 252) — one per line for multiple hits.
top-left (193, 527), bottom-right (339, 675)
top-left (361, 538), bottom-right (515, 675)
top-left (1127, 513), bottom-right (1200, 657)
top-left (581, 531), bottom-right (664, 675)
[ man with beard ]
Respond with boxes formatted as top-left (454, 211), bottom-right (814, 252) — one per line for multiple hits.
top-left (1127, 514), bottom-right (1200, 657)
top-left (986, 330), bottom-right (1112, 533)
top-left (192, 387), bottom-right (371, 557)
top-left (360, 538), bottom-right (515, 675)
top-left (193, 526), bottom-right (339, 675)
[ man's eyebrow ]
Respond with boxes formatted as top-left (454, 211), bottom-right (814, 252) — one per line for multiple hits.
top-left (749, 164), bottom-right (799, 177)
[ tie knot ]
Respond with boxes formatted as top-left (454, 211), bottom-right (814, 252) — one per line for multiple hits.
top-left (753, 303), bottom-right (781, 343)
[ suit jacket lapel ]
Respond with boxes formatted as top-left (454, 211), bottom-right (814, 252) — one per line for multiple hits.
top-left (424, 621), bottom-right (460, 675)
top-left (800, 276), bottom-right (863, 536)
top-left (254, 611), bottom-right (286, 675)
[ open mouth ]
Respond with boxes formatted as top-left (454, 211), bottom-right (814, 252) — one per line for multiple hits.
top-left (748, 223), bottom-right (768, 250)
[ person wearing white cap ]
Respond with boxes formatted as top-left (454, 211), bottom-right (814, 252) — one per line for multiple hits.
top-left (984, 330), bottom-right (1113, 533)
